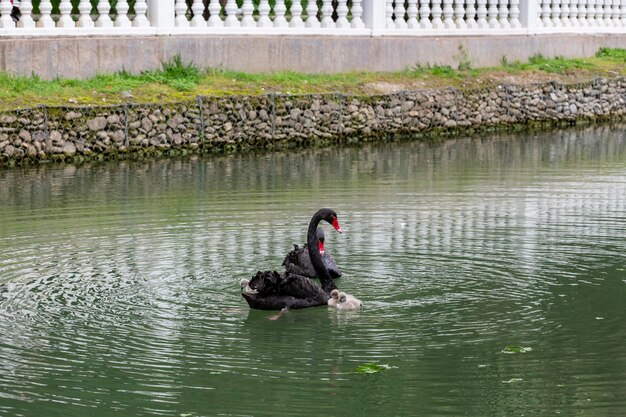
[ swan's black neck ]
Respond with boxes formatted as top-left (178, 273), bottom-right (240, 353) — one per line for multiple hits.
top-left (307, 211), bottom-right (337, 293)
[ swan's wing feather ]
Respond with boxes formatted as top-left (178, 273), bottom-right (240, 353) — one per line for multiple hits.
top-left (282, 244), bottom-right (316, 278)
top-left (322, 253), bottom-right (342, 279)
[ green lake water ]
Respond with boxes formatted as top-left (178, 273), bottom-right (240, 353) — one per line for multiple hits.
top-left (1, 125), bottom-right (625, 416)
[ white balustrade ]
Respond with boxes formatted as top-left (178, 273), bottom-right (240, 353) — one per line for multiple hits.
top-left (305, 0), bottom-right (320, 28)
top-left (96, 0), bottom-right (113, 27)
top-left (191, 0), bottom-right (207, 27)
top-left (257, 0), bottom-right (272, 27)
top-left (510, 0), bottom-right (522, 27)
top-left (336, 0), bottom-right (350, 28)
top-left (351, 0), bottom-right (365, 28)
top-left (570, 0), bottom-right (580, 25)
top-left (57, 0), bottom-right (75, 27)
top-left (595, 0), bottom-right (605, 24)
top-left (432, 0), bottom-right (445, 28)
top-left (499, 0), bottom-right (511, 27)
top-left (477, 0), bottom-right (489, 27)
top-left (115, 0), bottom-right (132, 27)
top-left (273, 0), bottom-right (287, 27)
top-left (1, 0), bottom-right (624, 36)
top-left (175, 0), bottom-right (189, 27)
top-left (321, 0), bottom-right (335, 27)
top-left (224, 0), bottom-right (240, 27)
top-left (384, 0), bottom-right (392, 28)
top-left (455, 0), bottom-right (468, 28)
top-left (417, 0), bottom-right (429, 28)
top-left (488, 0), bottom-right (499, 27)
top-left (290, 0), bottom-right (304, 28)
top-left (407, 0), bottom-right (419, 28)
top-left (37, 0), bottom-right (55, 28)
top-left (133, 0), bottom-right (150, 27)
top-left (17, 0), bottom-right (35, 28)
top-left (443, 0), bottom-right (455, 28)
top-left (207, 0), bottom-right (223, 27)
top-left (541, 0), bottom-right (552, 27)
top-left (466, 0), bottom-right (478, 28)
top-left (395, 1), bottom-right (407, 29)
top-left (0, 0), bottom-right (14, 28)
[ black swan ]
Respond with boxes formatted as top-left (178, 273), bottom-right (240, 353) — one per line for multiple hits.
top-left (282, 228), bottom-right (342, 279)
top-left (241, 208), bottom-right (342, 311)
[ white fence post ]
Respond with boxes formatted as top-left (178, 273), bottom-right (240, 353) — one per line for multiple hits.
top-left (147, 0), bottom-right (175, 28)
top-left (519, 0), bottom-right (540, 30)
top-left (363, 0), bottom-right (386, 35)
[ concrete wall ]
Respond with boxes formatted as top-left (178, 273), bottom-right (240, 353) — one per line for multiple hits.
top-left (1, 34), bottom-right (626, 79)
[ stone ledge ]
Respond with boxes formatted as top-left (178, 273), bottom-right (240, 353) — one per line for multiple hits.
top-left (1, 78), bottom-right (625, 166)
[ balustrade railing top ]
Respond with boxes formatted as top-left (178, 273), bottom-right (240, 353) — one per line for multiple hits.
top-left (0, 0), bottom-right (625, 35)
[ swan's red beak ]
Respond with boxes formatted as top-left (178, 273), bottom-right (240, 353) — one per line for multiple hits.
top-left (318, 240), bottom-right (325, 256)
top-left (332, 217), bottom-right (342, 234)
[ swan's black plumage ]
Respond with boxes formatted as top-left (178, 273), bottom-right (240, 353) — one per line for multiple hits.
top-left (242, 208), bottom-right (341, 310)
top-left (282, 228), bottom-right (342, 279)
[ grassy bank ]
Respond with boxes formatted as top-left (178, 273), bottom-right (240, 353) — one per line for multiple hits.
top-left (1, 48), bottom-right (625, 111)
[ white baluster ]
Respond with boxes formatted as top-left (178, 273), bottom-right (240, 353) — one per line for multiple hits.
top-left (560, 0), bottom-right (571, 25)
top-left (407, 0), bottom-right (419, 28)
top-left (611, 0), bottom-right (620, 25)
top-left (257, 0), bottom-right (272, 27)
top-left (432, 0), bottom-right (444, 27)
top-left (175, 0), bottom-right (189, 27)
top-left (552, 0), bottom-right (562, 26)
top-left (96, 0), bottom-right (113, 27)
top-left (191, 0), bottom-right (207, 27)
top-left (477, 0), bottom-right (489, 27)
top-left (208, 0), bottom-right (223, 26)
top-left (385, 0), bottom-right (394, 28)
top-left (305, 0), bottom-right (320, 27)
top-left (576, 0), bottom-right (587, 25)
top-left (595, 0), bottom-right (604, 24)
top-left (57, 0), bottom-right (75, 27)
top-left (274, 0), bottom-right (289, 28)
top-left (498, 0), bottom-right (510, 27)
top-left (420, 0), bottom-right (433, 28)
top-left (443, 0), bottom-right (455, 27)
top-left (241, 0), bottom-right (255, 27)
top-left (587, 0), bottom-right (597, 25)
top-left (510, 0), bottom-right (521, 27)
top-left (569, 0), bottom-right (580, 25)
top-left (36, 0), bottom-right (54, 27)
top-left (115, 0), bottom-right (132, 27)
top-left (133, 0), bottom-right (149, 27)
top-left (395, 0), bottom-right (407, 28)
top-left (454, 0), bottom-right (467, 28)
top-left (321, 0), bottom-right (334, 27)
top-left (290, 0), bottom-right (304, 27)
top-left (225, 0), bottom-right (240, 26)
top-left (620, 0), bottom-right (626, 26)
top-left (466, 0), bottom-right (478, 28)
top-left (541, 0), bottom-right (553, 26)
top-left (0, 0), bottom-right (13, 28)
top-left (603, 0), bottom-right (613, 25)
top-left (351, 0), bottom-right (365, 28)
top-left (273, 0), bottom-right (287, 27)
top-left (336, 0), bottom-right (350, 27)
top-left (17, 0), bottom-right (35, 28)
top-left (486, 0), bottom-right (498, 27)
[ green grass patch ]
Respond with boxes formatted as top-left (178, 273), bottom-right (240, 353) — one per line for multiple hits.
top-left (0, 48), bottom-right (625, 111)
top-left (595, 47), bottom-right (626, 61)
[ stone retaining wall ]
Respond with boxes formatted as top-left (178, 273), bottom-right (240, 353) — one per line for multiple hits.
top-left (1, 78), bottom-right (625, 165)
